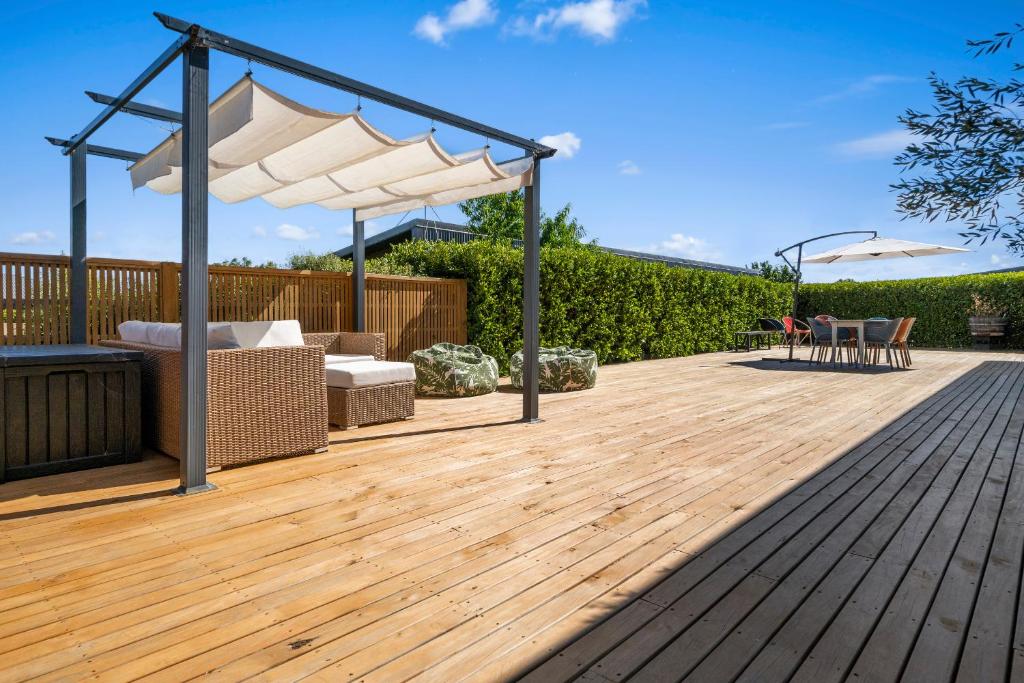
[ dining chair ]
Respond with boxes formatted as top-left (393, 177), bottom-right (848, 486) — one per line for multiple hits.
top-left (807, 317), bottom-right (854, 365)
top-left (893, 317), bottom-right (916, 367)
top-left (863, 317), bottom-right (904, 368)
top-left (758, 318), bottom-right (788, 349)
top-left (783, 316), bottom-right (812, 347)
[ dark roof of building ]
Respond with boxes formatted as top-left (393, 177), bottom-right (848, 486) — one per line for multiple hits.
top-left (978, 265), bottom-right (1024, 275)
top-left (335, 219), bottom-right (758, 276)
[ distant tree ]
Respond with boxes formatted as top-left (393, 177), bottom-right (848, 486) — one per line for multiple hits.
top-left (286, 250), bottom-right (413, 276)
top-left (287, 251), bottom-right (349, 272)
top-left (459, 190), bottom-right (591, 248)
top-left (215, 256), bottom-right (278, 269)
top-left (894, 23), bottom-right (1024, 254)
top-left (748, 260), bottom-right (797, 283)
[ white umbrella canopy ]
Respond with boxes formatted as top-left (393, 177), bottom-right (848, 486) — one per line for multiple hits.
top-left (802, 236), bottom-right (969, 264)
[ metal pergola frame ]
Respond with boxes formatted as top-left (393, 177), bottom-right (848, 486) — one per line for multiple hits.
top-left (49, 12), bottom-right (555, 494)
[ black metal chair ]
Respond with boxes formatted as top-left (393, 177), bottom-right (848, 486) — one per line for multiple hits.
top-left (757, 318), bottom-right (787, 349)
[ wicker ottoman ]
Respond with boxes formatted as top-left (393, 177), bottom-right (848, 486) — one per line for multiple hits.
top-left (511, 346), bottom-right (598, 392)
top-left (325, 361), bottom-right (416, 429)
top-left (407, 343), bottom-right (499, 397)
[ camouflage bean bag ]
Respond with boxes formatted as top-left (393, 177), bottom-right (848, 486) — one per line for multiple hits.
top-left (407, 343), bottom-right (499, 397)
top-left (511, 347), bottom-right (598, 392)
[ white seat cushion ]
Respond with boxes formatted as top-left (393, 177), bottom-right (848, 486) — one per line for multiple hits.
top-left (227, 320), bottom-right (304, 348)
top-left (325, 361), bottom-right (415, 389)
top-left (325, 354), bottom-right (376, 365)
top-left (117, 321), bottom-right (240, 349)
top-left (117, 320), bottom-right (150, 343)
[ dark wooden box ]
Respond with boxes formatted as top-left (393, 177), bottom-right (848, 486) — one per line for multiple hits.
top-left (0, 345), bottom-right (143, 482)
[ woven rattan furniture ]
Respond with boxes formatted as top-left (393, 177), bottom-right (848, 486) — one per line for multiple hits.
top-left (310, 332), bottom-right (415, 429)
top-left (326, 374), bottom-right (415, 429)
top-left (100, 331), bottom-right (380, 468)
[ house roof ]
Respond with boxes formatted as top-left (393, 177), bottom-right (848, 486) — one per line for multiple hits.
top-left (335, 219), bottom-right (758, 276)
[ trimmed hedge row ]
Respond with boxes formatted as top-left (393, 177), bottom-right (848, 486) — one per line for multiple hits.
top-left (383, 240), bottom-right (790, 371)
top-left (799, 272), bottom-right (1024, 349)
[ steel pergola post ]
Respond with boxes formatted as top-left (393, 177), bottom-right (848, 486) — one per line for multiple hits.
top-left (522, 159), bottom-right (541, 422)
top-left (178, 40), bottom-right (214, 495)
top-left (352, 211), bottom-right (366, 333)
top-left (69, 145), bottom-right (87, 345)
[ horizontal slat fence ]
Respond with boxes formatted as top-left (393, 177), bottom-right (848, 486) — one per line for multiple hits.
top-left (0, 253), bottom-right (465, 360)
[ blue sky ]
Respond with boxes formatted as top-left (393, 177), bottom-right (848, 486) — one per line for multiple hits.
top-left (2, 0), bottom-right (1021, 282)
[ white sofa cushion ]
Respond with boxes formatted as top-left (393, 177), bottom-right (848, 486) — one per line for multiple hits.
top-left (228, 320), bottom-right (304, 348)
top-left (147, 322), bottom-right (183, 348)
top-left (325, 361), bottom-right (415, 389)
top-left (116, 321), bottom-right (241, 349)
top-left (117, 320), bottom-right (149, 344)
top-left (325, 353), bottom-right (376, 365)
top-left (207, 322), bottom-right (241, 349)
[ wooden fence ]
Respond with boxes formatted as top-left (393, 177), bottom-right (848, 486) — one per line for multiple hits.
top-left (0, 252), bottom-right (467, 361)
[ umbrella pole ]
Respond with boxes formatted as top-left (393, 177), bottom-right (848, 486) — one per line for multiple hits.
top-left (788, 244), bottom-right (802, 361)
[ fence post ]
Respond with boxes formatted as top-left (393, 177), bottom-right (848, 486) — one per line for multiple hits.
top-left (158, 261), bottom-right (179, 322)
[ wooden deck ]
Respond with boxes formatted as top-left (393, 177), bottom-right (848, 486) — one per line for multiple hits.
top-left (1, 349), bottom-right (1023, 682)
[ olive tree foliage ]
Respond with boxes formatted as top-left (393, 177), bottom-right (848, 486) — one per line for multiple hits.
top-left (458, 190), bottom-right (591, 248)
top-left (748, 260), bottom-right (797, 283)
top-left (894, 24), bottom-right (1024, 254)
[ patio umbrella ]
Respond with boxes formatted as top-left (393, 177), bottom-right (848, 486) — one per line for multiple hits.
top-left (802, 236), bottom-right (969, 263)
top-left (770, 231), bottom-right (969, 362)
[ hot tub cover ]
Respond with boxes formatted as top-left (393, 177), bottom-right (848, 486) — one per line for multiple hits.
top-left (130, 77), bottom-right (533, 221)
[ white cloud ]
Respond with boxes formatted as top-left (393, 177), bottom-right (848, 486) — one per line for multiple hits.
top-left (539, 131), bottom-right (581, 159)
top-left (618, 160), bottom-right (640, 175)
top-left (814, 74), bottom-right (914, 104)
top-left (414, 0), bottom-right (497, 45)
top-left (12, 230), bottom-right (55, 245)
top-left (337, 220), bottom-right (383, 238)
top-left (252, 225), bottom-right (267, 237)
top-left (509, 0), bottom-right (645, 42)
top-left (275, 223), bottom-right (320, 241)
top-left (637, 233), bottom-right (719, 261)
top-left (835, 129), bottom-right (915, 158)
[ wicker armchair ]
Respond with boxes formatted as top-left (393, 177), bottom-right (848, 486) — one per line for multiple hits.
top-left (302, 331), bottom-right (386, 361)
top-left (99, 331), bottom-right (383, 467)
top-left (305, 332), bottom-right (414, 429)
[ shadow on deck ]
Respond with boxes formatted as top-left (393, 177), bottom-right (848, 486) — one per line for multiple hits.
top-left (522, 359), bottom-right (1024, 682)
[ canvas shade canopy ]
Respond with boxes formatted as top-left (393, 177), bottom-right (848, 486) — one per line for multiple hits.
top-left (130, 76), bottom-right (534, 221)
top-left (802, 236), bottom-right (969, 264)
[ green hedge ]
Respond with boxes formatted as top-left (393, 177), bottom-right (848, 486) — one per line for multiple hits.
top-left (383, 241), bottom-right (790, 371)
top-left (799, 272), bottom-right (1024, 348)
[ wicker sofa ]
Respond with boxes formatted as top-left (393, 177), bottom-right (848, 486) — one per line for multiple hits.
top-left (101, 330), bottom-right (385, 468)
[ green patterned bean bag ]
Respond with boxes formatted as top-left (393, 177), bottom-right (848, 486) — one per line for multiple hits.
top-left (407, 343), bottom-right (499, 397)
top-left (511, 347), bottom-right (598, 392)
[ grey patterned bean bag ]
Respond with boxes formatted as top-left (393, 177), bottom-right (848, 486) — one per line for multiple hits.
top-left (511, 347), bottom-right (598, 392)
top-left (407, 343), bottom-right (499, 397)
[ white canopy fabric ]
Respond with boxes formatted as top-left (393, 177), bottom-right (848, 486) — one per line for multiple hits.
top-left (130, 77), bottom-right (534, 220)
top-left (802, 237), bottom-right (969, 264)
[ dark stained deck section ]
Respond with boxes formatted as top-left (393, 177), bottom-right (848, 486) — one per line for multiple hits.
top-left (525, 358), bottom-right (1024, 682)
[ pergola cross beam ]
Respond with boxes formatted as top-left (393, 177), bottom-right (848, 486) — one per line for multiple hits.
top-left (85, 91), bottom-right (183, 124)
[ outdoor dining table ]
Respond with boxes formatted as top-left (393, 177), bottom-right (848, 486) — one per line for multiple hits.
top-left (829, 319), bottom-right (866, 368)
